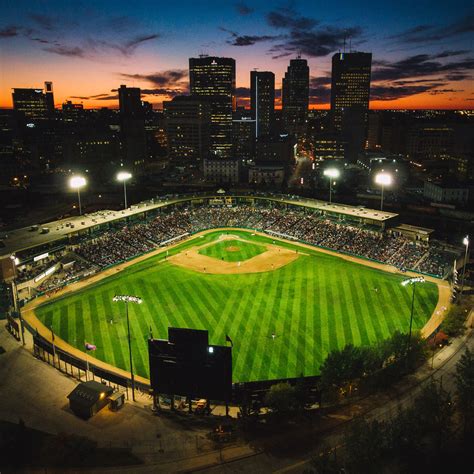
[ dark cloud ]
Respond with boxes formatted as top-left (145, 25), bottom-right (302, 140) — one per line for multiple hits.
top-left (95, 94), bottom-right (119, 101)
top-left (141, 88), bottom-right (183, 97)
top-left (428, 88), bottom-right (463, 95)
top-left (269, 26), bottom-right (363, 58)
top-left (235, 2), bottom-right (254, 15)
top-left (119, 70), bottom-right (188, 87)
top-left (372, 53), bottom-right (474, 82)
top-left (29, 13), bottom-right (55, 31)
top-left (435, 50), bottom-right (470, 58)
top-left (235, 87), bottom-right (250, 97)
top-left (370, 83), bottom-right (446, 101)
top-left (309, 76), bottom-right (331, 104)
top-left (310, 76), bottom-right (331, 87)
top-left (44, 45), bottom-right (86, 57)
top-left (390, 15), bottom-right (474, 43)
top-left (120, 33), bottom-right (160, 55)
top-left (0, 26), bottom-right (20, 38)
top-left (262, 7), bottom-right (365, 58)
top-left (220, 27), bottom-right (281, 46)
top-left (267, 8), bottom-right (318, 31)
top-left (309, 86), bottom-right (331, 104)
top-left (70, 92), bottom-right (118, 100)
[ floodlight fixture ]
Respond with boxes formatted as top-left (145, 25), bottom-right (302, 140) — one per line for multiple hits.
top-left (69, 175), bottom-right (86, 215)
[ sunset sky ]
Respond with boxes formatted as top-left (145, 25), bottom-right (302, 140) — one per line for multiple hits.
top-left (1, 0), bottom-right (473, 110)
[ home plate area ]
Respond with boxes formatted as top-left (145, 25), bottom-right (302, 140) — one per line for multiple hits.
top-left (168, 234), bottom-right (300, 274)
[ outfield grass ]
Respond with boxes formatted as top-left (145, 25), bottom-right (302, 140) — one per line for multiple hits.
top-left (35, 230), bottom-right (439, 383)
top-left (198, 238), bottom-right (266, 262)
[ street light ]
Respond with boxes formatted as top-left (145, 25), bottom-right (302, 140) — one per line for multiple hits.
top-left (323, 168), bottom-right (340, 204)
top-left (460, 236), bottom-right (469, 299)
top-left (117, 171), bottom-right (132, 209)
top-left (113, 294), bottom-right (143, 401)
top-left (401, 276), bottom-right (425, 350)
top-left (374, 172), bottom-right (392, 211)
top-left (69, 175), bottom-right (87, 215)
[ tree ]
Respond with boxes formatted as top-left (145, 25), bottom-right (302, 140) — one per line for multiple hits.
top-left (264, 382), bottom-right (297, 418)
top-left (412, 379), bottom-right (454, 452)
top-left (307, 445), bottom-right (341, 474)
top-left (442, 305), bottom-right (467, 337)
top-left (455, 348), bottom-right (474, 435)
top-left (319, 344), bottom-right (369, 395)
top-left (344, 417), bottom-right (388, 474)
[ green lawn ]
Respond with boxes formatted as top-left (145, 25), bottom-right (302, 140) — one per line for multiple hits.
top-left (35, 230), bottom-right (439, 383)
top-left (198, 238), bottom-right (266, 262)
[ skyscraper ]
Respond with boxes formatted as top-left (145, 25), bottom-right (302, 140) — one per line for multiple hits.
top-left (163, 96), bottom-right (211, 163)
top-left (118, 84), bottom-right (146, 169)
top-left (12, 81), bottom-right (54, 120)
top-left (189, 56), bottom-right (235, 159)
top-left (282, 57), bottom-right (309, 135)
top-left (330, 52), bottom-right (372, 131)
top-left (250, 71), bottom-right (275, 138)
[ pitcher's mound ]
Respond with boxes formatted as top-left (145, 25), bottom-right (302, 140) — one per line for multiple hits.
top-left (169, 236), bottom-right (300, 274)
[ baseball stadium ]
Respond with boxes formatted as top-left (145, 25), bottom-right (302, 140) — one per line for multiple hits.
top-left (1, 194), bottom-right (455, 387)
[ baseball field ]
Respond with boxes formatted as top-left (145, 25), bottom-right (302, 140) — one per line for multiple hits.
top-left (34, 230), bottom-right (440, 383)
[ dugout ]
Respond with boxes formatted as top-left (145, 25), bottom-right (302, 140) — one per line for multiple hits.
top-left (67, 381), bottom-right (113, 419)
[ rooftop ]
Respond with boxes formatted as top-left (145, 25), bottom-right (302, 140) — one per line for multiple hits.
top-left (1, 194), bottom-right (399, 259)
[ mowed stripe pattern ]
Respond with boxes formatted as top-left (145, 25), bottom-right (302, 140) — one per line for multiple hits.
top-left (36, 231), bottom-right (439, 383)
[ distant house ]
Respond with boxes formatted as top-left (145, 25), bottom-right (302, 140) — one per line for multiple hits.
top-left (67, 381), bottom-right (113, 419)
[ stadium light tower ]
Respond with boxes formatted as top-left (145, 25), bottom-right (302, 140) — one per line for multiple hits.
top-left (117, 171), bottom-right (132, 210)
top-left (323, 168), bottom-right (340, 204)
top-left (374, 172), bottom-right (392, 211)
top-left (113, 294), bottom-right (143, 401)
top-left (460, 236), bottom-right (469, 299)
top-left (401, 276), bottom-right (425, 349)
top-left (69, 175), bottom-right (87, 215)
top-left (9, 255), bottom-right (25, 346)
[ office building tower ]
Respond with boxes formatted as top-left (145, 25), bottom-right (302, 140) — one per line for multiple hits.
top-left (163, 95), bottom-right (211, 163)
top-left (44, 81), bottom-right (54, 114)
top-left (330, 52), bottom-right (372, 160)
top-left (12, 82), bottom-right (54, 120)
top-left (118, 84), bottom-right (146, 169)
top-left (250, 71), bottom-right (275, 138)
top-left (232, 108), bottom-right (255, 161)
top-left (330, 52), bottom-right (372, 132)
top-left (189, 55), bottom-right (235, 159)
top-left (282, 57), bottom-right (309, 135)
top-left (62, 101), bottom-right (84, 123)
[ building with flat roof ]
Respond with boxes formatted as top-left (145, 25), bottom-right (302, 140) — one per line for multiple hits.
top-left (250, 71), bottom-right (275, 138)
top-left (189, 56), bottom-right (235, 159)
top-left (282, 57), bottom-right (309, 136)
top-left (12, 82), bottom-right (54, 121)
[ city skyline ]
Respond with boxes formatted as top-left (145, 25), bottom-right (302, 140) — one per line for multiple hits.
top-left (1, 0), bottom-right (473, 110)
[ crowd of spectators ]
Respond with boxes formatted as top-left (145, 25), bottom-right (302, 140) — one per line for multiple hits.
top-left (70, 205), bottom-right (455, 278)
top-left (36, 260), bottom-right (90, 294)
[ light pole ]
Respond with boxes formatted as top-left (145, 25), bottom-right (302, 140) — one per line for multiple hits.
top-left (460, 236), bottom-right (469, 299)
top-left (117, 171), bottom-right (132, 210)
top-left (113, 294), bottom-right (142, 401)
top-left (323, 168), bottom-right (340, 204)
top-left (10, 255), bottom-right (25, 346)
top-left (402, 276), bottom-right (425, 350)
top-left (374, 172), bottom-right (392, 211)
top-left (69, 175), bottom-right (87, 215)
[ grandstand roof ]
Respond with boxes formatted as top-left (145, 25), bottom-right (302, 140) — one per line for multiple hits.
top-left (265, 197), bottom-right (398, 222)
top-left (0, 194), bottom-right (399, 259)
